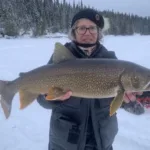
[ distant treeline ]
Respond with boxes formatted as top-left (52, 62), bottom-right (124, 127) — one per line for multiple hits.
top-left (0, 0), bottom-right (150, 37)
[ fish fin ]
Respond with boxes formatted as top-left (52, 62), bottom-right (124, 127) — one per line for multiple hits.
top-left (52, 42), bottom-right (76, 64)
top-left (110, 89), bottom-right (124, 116)
top-left (19, 90), bottom-right (38, 109)
top-left (46, 87), bottom-right (66, 100)
top-left (0, 80), bottom-right (16, 119)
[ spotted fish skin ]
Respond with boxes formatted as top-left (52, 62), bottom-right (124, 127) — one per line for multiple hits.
top-left (10, 58), bottom-right (149, 98)
top-left (1, 42), bottom-right (150, 119)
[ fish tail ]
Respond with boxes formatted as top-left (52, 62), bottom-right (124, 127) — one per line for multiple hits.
top-left (0, 80), bottom-right (16, 119)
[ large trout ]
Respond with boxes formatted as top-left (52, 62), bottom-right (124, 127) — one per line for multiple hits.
top-left (0, 42), bottom-right (150, 119)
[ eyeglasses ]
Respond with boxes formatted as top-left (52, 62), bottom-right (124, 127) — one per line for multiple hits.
top-left (74, 26), bottom-right (98, 35)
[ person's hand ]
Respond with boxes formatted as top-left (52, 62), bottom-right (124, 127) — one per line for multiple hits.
top-left (45, 90), bottom-right (72, 101)
top-left (57, 91), bottom-right (72, 101)
top-left (123, 91), bottom-right (143, 103)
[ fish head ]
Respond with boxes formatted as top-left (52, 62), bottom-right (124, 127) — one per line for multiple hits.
top-left (122, 65), bottom-right (150, 92)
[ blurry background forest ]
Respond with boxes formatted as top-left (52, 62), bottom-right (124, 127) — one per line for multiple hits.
top-left (0, 0), bottom-right (150, 37)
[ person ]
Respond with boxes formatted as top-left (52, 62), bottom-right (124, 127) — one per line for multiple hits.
top-left (37, 8), bottom-right (143, 150)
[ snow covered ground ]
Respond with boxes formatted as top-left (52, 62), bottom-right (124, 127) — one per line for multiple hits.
top-left (0, 35), bottom-right (150, 150)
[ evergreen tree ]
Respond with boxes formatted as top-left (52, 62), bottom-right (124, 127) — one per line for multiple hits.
top-left (0, 0), bottom-right (149, 36)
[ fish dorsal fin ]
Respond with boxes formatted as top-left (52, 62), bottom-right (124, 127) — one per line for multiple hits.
top-left (52, 42), bottom-right (76, 64)
top-left (19, 72), bottom-right (26, 77)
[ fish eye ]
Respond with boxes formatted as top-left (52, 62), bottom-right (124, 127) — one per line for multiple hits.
top-left (134, 76), bottom-right (138, 80)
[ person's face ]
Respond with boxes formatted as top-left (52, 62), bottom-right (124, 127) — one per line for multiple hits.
top-left (74, 19), bottom-right (98, 44)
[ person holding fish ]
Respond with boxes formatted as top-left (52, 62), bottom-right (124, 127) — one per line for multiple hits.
top-left (37, 8), bottom-right (144, 150)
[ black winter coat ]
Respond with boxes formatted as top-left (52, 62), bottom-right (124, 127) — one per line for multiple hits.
top-left (37, 42), bottom-right (118, 150)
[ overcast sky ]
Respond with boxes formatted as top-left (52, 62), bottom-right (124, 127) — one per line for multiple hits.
top-left (64, 0), bottom-right (150, 17)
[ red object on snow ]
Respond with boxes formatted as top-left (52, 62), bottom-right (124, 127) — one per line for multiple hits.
top-left (137, 97), bottom-right (150, 108)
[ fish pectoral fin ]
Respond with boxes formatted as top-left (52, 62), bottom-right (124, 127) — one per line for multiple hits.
top-left (110, 89), bottom-right (124, 116)
top-left (45, 87), bottom-right (66, 100)
top-left (19, 90), bottom-right (38, 109)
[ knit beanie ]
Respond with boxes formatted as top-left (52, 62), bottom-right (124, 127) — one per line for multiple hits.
top-left (71, 8), bottom-right (104, 29)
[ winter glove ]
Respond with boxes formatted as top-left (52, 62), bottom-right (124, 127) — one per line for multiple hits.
top-left (121, 101), bottom-right (145, 115)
